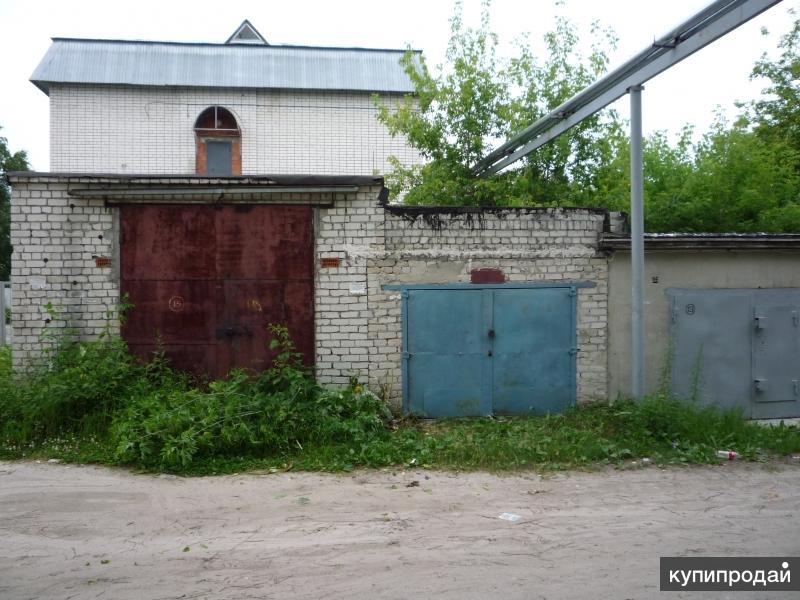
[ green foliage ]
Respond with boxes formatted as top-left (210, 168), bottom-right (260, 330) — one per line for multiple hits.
top-left (0, 337), bottom-right (183, 445)
top-left (749, 12), bottom-right (800, 155)
top-left (591, 116), bottom-right (800, 232)
top-left (0, 126), bottom-right (29, 281)
top-left (112, 325), bottom-right (392, 469)
top-left (380, 3), bottom-right (800, 233)
top-left (376, 0), bottom-right (621, 206)
top-left (376, 1), bottom-right (512, 205)
top-left (504, 16), bottom-right (621, 205)
top-left (567, 15), bottom-right (800, 232)
top-left (0, 325), bottom-right (392, 470)
top-left (0, 344), bottom-right (11, 389)
top-left (2, 325), bottom-right (798, 473)
top-left (609, 395), bottom-right (800, 460)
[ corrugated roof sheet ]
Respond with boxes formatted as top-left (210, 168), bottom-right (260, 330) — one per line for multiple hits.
top-left (31, 38), bottom-right (419, 95)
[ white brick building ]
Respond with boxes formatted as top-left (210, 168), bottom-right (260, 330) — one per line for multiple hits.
top-left (47, 86), bottom-right (417, 176)
top-left (32, 21), bottom-right (421, 176)
top-left (10, 20), bottom-right (614, 415)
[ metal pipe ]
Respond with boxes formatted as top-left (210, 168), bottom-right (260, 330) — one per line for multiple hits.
top-left (630, 85), bottom-right (645, 399)
top-left (473, 0), bottom-right (782, 176)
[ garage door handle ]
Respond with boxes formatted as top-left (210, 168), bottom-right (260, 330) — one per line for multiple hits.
top-left (488, 329), bottom-right (495, 338)
top-left (487, 350), bottom-right (493, 357)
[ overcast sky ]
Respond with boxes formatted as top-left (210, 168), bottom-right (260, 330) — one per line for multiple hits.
top-left (0, 0), bottom-right (796, 171)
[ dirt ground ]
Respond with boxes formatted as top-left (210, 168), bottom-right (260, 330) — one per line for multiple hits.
top-left (0, 461), bottom-right (798, 600)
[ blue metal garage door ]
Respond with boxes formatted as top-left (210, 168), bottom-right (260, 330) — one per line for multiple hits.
top-left (402, 285), bottom-right (578, 417)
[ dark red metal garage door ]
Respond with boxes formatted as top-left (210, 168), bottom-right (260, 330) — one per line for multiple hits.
top-left (120, 204), bottom-right (314, 378)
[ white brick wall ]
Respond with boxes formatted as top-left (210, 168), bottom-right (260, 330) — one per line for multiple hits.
top-left (362, 208), bottom-right (610, 405)
top-left (314, 186), bottom-right (386, 387)
top-left (312, 203), bottom-right (609, 404)
top-left (49, 85), bottom-right (420, 176)
top-left (9, 178), bottom-right (119, 369)
top-left (11, 176), bottom-right (609, 406)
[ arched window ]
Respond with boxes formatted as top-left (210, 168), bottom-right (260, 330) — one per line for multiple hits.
top-left (194, 106), bottom-right (241, 176)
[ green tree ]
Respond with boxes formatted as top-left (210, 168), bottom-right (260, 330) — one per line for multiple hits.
top-left (684, 115), bottom-right (800, 232)
top-left (589, 12), bottom-right (800, 232)
top-left (376, 1), bottom-right (511, 205)
top-left (381, 2), bottom-right (800, 232)
top-left (376, 0), bottom-right (621, 206)
top-left (749, 12), bottom-right (800, 155)
top-left (587, 126), bottom-right (696, 220)
top-left (1, 127), bottom-right (30, 281)
top-left (504, 16), bottom-right (622, 205)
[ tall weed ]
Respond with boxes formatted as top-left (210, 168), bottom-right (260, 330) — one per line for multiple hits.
top-left (0, 338), bottom-right (184, 443)
top-left (2, 328), bottom-right (798, 474)
top-left (111, 325), bottom-right (392, 469)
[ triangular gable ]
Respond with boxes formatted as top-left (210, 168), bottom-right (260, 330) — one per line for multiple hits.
top-left (225, 20), bottom-right (268, 45)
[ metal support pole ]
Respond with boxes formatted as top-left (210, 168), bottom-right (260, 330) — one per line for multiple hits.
top-left (629, 85), bottom-right (645, 399)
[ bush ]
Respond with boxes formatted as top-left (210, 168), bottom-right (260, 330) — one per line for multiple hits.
top-left (1, 324), bottom-right (394, 470)
top-left (0, 337), bottom-right (185, 444)
top-left (2, 326), bottom-right (798, 474)
top-left (111, 325), bottom-right (392, 469)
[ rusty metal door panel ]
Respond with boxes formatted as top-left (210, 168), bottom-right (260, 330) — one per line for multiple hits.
top-left (121, 206), bottom-right (216, 280)
top-left (126, 343), bottom-right (219, 377)
top-left (121, 279), bottom-right (219, 376)
top-left (216, 205), bottom-right (313, 280)
top-left (217, 280), bottom-right (287, 374)
top-left (216, 281), bottom-right (315, 374)
top-left (122, 280), bottom-right (217, 343)
top-left (120, 204), bottom-right (314, 379)
top-left (283, 280), bottom-right (315, 365)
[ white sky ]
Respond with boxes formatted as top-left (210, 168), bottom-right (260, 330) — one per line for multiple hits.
top-left (0, 0), bottom-right (796, 171)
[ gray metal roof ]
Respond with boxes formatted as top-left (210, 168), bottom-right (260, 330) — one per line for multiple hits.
top-left (31, 38), bottom-right (420, 95)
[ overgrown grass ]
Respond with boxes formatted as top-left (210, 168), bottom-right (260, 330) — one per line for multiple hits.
top-left (1, 334), bottom-right (799, 475)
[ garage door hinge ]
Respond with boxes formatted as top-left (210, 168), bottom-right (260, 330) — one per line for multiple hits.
top-left (402, 351), bottom-right (410, 360)
top-left (569, 347), bottom-right (578, 356)
top-left (569, 287), bottom-right (577, 297)
top-left (401, 290), bottom-right (409, 299)
top-left (671, 308), bottom-right (678, 324)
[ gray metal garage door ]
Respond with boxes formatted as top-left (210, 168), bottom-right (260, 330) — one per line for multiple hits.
top-left (669, 288), bottom-right (800, 419)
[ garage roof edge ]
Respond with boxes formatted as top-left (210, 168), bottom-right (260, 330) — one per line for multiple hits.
top-left (5, 171), bottom-right (384, 187)
top-left (601, 232), bottom-right (800, 250)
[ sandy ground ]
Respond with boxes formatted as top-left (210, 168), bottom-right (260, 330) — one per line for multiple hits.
top-left (0, 461), bottom-right (798, 600)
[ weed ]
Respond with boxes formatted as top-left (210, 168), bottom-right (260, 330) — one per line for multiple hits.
top-left (689, 345), bottom-right (705, 403)
top-left (657, 337), bottom-right (675, 397)
top-left (111, 325), bottom-right (392, 469)
top-left (0, 332), bottom-right (188, 446)
top-left (1, 328), bottom-right (799, 474)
